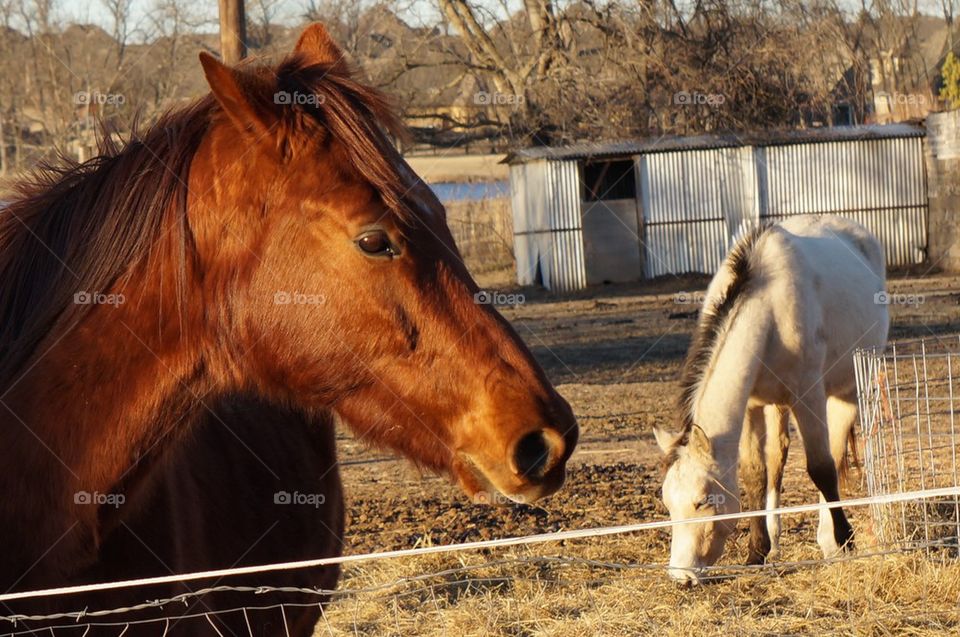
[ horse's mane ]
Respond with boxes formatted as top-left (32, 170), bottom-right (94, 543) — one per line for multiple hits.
top-left (671, 224), bottom-right (772, 448)
top-left (0, 53), bottom-right (409, 395)
top-left (0, 101), bottom-right (211, 395)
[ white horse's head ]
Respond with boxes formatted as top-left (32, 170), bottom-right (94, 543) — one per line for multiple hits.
top-left (655, 425), bottom-right (739, 584)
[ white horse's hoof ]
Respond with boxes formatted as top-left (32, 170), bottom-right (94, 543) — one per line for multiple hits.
top-left (818, 536), bottom-right (842, 558)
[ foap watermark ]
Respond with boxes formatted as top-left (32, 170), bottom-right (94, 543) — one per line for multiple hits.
top-left (673, 91), bottom-right (725, 106)
top-left (701, 493), bottom-right (726, 507)
top-left (274, 291), bottom-right (326, 306)
top-left (474, 91), bottom-right (524, 106)
top-left (875, 291), bottom-right (925, 307)
top-left (474, 290), bottom-right (525, 306)
top-left (74, 490), bottom-right (125, 508)
top-left (674, 291), bottom-right (706, 306)
top-left (274, 91), bottom-right (326, 107)
top-left (471, 490), bottom-right (526, 506)
top-left (74, 91), bottom-right (125, 106)
top-left (74, 291), bottom-right (125, 306)
top-left (274, 490), bottom-right (326, 508)
top-left (875, 91), bottom-right (928, 107)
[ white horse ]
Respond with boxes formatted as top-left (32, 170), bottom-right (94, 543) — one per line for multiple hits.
top-left (654, 215), bottom-right (889, 583)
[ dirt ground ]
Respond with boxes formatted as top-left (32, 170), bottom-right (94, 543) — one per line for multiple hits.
top-left (320, 272), bottom-right (960, 636)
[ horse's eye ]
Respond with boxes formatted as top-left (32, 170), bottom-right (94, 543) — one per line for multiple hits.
top-left (356, 231), bottom-right (395, 257)
top-left (695, 496), bottom-right (711, 510)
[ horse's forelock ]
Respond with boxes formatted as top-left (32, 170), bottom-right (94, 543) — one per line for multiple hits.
top-left (269, 54), bottom-right (417, 226)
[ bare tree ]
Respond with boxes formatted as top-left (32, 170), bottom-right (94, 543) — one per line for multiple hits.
top-left (139, 0), bottom-right (203, 114)
top-left (100, 0), bottom-right (132, 68)
top-left (247, 0), bottom-right (281, 48)
top-left (942, 0), bottom-right (957, 52)
top-left (0, 0), bottom-right (939, 165)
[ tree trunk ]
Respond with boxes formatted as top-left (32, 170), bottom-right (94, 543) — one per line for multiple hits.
top-left (0, 111), bottom-right (6, 177)
top-left (218, 0), bottom-right (247, 64)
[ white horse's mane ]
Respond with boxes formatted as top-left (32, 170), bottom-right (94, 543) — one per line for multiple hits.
top-left (675, 224), bottom-right (771, 441)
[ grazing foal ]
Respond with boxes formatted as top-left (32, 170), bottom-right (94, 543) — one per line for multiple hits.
top-left (0, 24), bottom-right (577, 633)
top-left (655, 215), bottom-right (888, 583)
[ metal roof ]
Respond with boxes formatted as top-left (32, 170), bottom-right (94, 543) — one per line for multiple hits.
top-left (503, 123), bottom-right (926, 165)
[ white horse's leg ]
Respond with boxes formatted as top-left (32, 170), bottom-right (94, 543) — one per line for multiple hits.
top-left (764, 404), bottom-right (790, 561)
top-left (741, 405), bottom-right (769, 564)
top-left (792, 382), bottom-right (854, 557)
top-left (827, 394), bottom-right (859, 484)
top-left (812, 396), bottom-right (859, 556)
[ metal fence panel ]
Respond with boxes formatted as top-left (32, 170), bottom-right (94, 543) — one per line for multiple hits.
top-left (855, 337), bottom-right (960, 551)
top-left (761, 137), bottom-right (927, 267)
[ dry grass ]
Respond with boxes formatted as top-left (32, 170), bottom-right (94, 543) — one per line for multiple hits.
top-left (315, 535), bottom-right (960, 636)
top-left (403, 154), bottom-right (507, 183)
top-left (444, 197), bottom-right (514, 282)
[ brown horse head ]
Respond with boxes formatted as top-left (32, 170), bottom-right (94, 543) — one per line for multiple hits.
top-left (0, 24), bottom-right (577, 588)
top-left (182, 25), bottom-right (577, 504)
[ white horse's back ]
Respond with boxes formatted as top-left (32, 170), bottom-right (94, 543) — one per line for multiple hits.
top-left (753, 215), bottom-right (888, 398)
top-left (775, 214), bottom-right (885, 273)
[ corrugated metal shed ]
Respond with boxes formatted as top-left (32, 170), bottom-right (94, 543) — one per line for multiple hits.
top-left (507, 124), bottom-right (929, 290)
top-left (640, 146), bottom-right (757, 278)
top-left (758, 137), bottom-right (927, 267)
top-left (511, 160), bottom-right (586, 292)
top-left (503, 124), bottom-right (925, 164)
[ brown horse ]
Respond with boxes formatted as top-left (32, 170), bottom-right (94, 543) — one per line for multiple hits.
top-left (0, 23), bottom-right (577, 634)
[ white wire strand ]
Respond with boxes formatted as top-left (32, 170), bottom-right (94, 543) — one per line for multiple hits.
top-left (1, 542), bottom-right (954, 629)
top-left (1, 485), bottom-right (958, 604)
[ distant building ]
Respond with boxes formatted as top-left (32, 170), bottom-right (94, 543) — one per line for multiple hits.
top-left (834, 15), bottom-right (959, 126)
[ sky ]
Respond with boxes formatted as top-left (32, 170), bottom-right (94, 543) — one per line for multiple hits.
top-left (44, 0), bottom-right (959, 45)
top-left (56, 0), bottom-right (446, 43)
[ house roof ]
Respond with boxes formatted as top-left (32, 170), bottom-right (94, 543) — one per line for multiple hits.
top-left (503, 123), bottom-right (925, 164)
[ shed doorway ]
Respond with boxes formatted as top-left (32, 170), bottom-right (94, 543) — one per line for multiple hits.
top-left (580, 159), bottom-right (643, 284)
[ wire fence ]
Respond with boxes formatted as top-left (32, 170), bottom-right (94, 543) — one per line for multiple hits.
top-left (4, 487), bottom-right (960, 636)
top-left (856, 336), bottom-right (960, 552)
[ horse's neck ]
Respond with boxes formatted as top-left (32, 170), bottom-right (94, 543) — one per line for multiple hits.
top-left (692, 298), bottom-right (770, 477)
top-left (0, 300), bottom-right (211, 587)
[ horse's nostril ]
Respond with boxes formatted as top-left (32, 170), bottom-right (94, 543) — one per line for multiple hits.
top-left (512, 430), bottom-right (553, 479)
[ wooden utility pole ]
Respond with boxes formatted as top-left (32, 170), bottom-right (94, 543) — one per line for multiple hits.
top-left (218, 0), bottom-right (247, 64)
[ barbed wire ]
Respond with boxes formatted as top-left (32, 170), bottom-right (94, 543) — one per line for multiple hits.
top-left (2, 488), bottom-right (960, 629)
top-left (2, 540), bottom-right (956, 631)
top-left (3, 484), bottom-right (959, 607)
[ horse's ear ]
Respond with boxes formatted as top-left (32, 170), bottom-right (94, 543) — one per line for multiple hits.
top-left (294, 23), bottom-right (348, 71)
top-left (653, 426), bottom-right (681, 454)
top-left (199, 52), bottom-right (276, 138)
top-left (689, 425), bottom-right (713, 457)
